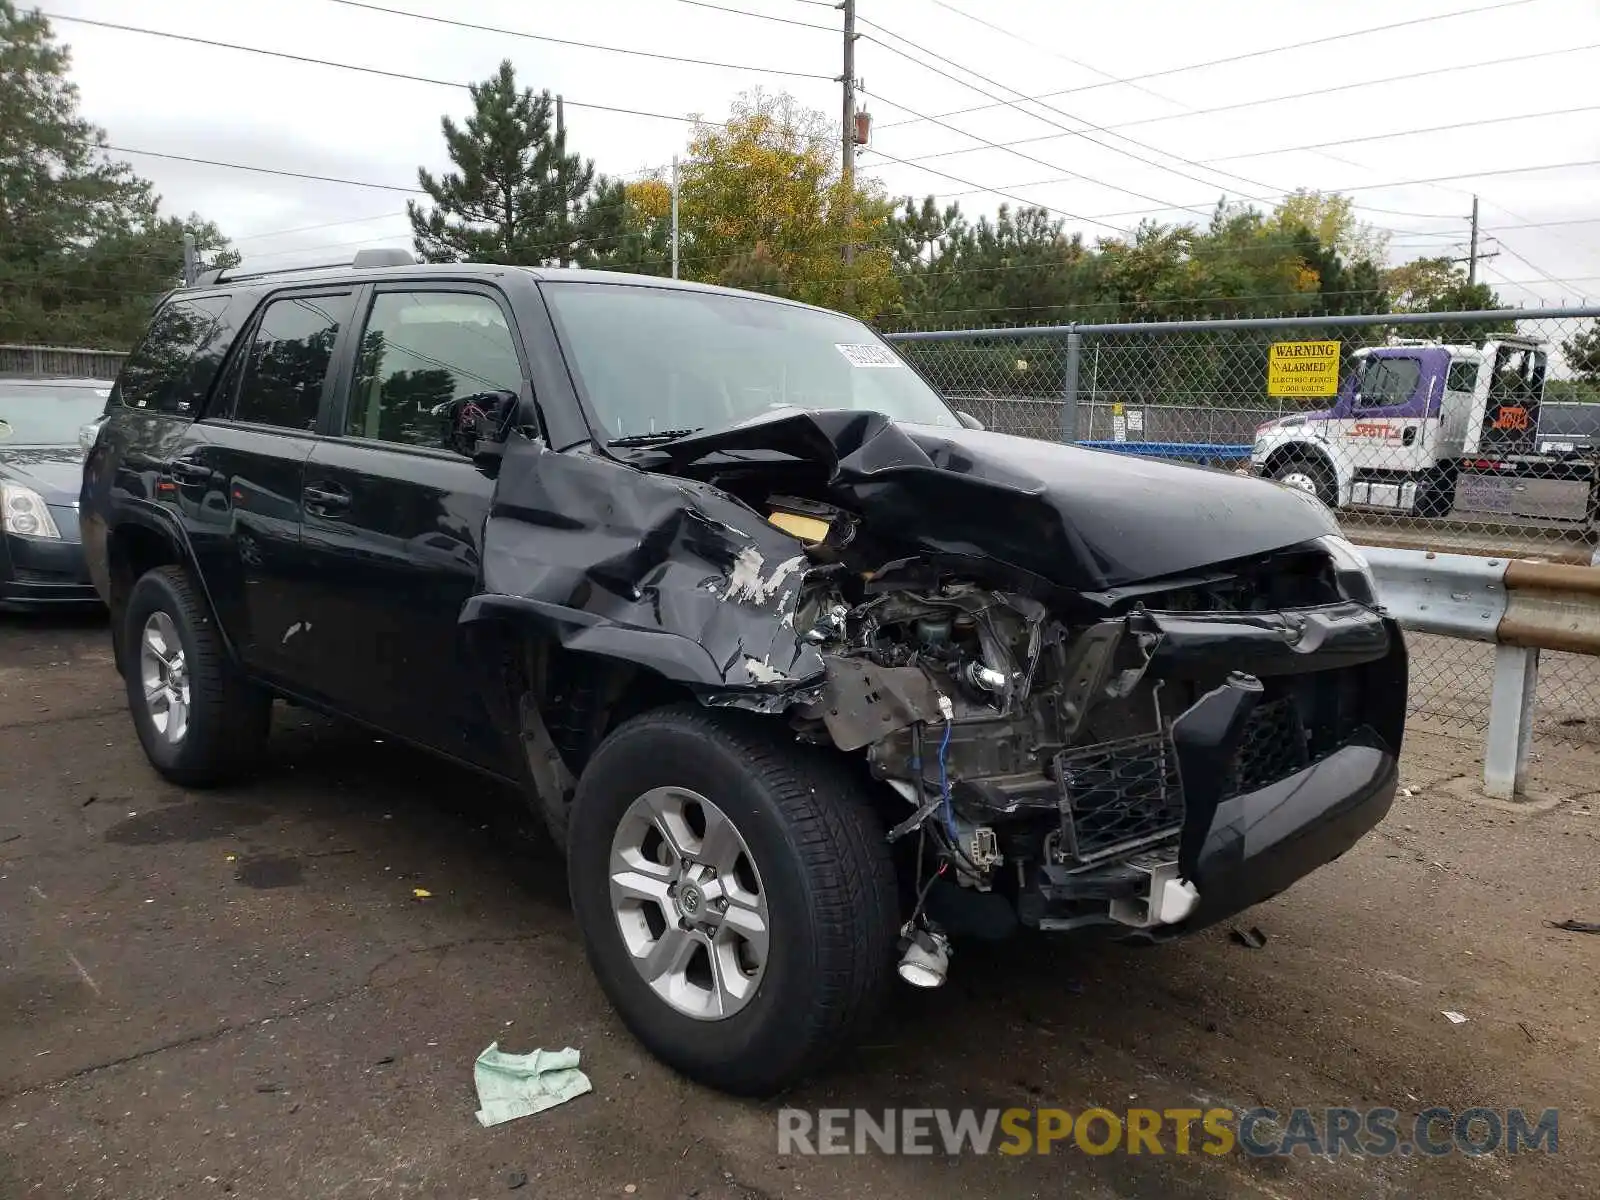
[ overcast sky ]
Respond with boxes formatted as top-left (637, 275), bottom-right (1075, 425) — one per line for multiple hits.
top-left (42, 0), bottom-right (1600, 309)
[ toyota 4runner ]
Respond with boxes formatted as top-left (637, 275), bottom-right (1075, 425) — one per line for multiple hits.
top-left (81, 252), bottom-right (1407, 1096)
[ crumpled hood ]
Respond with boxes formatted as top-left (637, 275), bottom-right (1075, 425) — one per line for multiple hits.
top-left (0, 446), bottom-right (85, 504)
top-left (646, 409), bottom-right (1339, 590)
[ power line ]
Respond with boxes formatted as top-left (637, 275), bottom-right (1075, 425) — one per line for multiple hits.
top-left (673, 0), bottom-right (835, 32)
top-left (1490, 241), bottom-right (1569, 290)
top-left (866, 90), bottom-right (1210, 219)
top-left (916, 0), bottom-right (1594, 230)
top-left (872, 40), bottom-right (1600, 176)
top-left (876, 0), bottom-right (1542, 132)
top-left (919, 157), bottom-right (1600, 214)
top-left (42, 13), bottom-right (720, 125)
top-left (1204, 102), bottom-right (1600, 164)
top-left (233, 211), bottom-right (411, 243)
top-left (105, 145), bottom-right (423, 193)
top-left (1097, 42), bottom-right (1600, 137)
top-left (1478, 196), bottom-right (1600, 260)
top-left (863, 146), bottom-right (1133, 235)
top-left (319, 0), bottom-right (834, 80)
top-left (856, 20), bottom-right (1278, 199)
top-left (920, 0), bottom-right (1182, 110)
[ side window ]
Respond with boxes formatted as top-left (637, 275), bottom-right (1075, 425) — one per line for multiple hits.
top-left (230, 292), bottom-right (356, 432)
top-left (1446, 361), bottom-right (1479, 393)
top-left (1357, 357), bottom-right (1421, 409)
top-left (115, 295), bottom-right (234, 416)
top-left (346, 290), bottom-right (522, 452)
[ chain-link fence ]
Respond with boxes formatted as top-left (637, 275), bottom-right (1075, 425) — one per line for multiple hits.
top-left (885, 307), bottom-right (1600, 747)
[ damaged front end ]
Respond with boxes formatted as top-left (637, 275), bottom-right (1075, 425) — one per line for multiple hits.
top-left (470, 410), bottom-right (1405, 978)
top-left (782, 528), bottom-right (1406, 955)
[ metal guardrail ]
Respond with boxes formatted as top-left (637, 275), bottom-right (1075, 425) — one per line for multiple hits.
top-left (0, 343), bottom-right (127, 379)
top-left (1367, 548), bottom-right (1599, 799)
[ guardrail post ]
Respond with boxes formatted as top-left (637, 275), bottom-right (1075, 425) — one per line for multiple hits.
top-left (1484, 643), bottom-right (1540, 799)
top-left (1061, 326), bottom-right (1081, 444)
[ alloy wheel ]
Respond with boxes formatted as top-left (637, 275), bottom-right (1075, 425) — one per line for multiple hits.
top-left (607, 786), bottom-right (770, 1021)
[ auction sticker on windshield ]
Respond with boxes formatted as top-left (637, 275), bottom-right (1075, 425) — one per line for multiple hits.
top-left (836, 343), bottom-right (905, 368)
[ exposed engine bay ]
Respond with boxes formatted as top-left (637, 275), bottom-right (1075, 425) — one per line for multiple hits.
top-left (741, 492), bottom-right (1406, 985)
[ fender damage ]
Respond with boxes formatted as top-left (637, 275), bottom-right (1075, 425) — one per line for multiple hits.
top-left (466, 410), bottom-right (1406, 942)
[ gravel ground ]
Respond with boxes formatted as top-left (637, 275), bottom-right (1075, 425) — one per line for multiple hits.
top-left (2, 611), bottom-right (1597, 1200)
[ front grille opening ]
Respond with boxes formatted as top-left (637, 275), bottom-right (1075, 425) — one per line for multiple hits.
top-left (1055, 732), bottom-right (1185, 864)
top-left (1232, 697), bottom-right (1312, 793)
top-left (1054, 695), bottom-right (1320, 867)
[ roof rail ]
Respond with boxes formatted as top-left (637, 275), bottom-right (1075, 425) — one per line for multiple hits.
top-left (199, 246), bottom-right (419, 287)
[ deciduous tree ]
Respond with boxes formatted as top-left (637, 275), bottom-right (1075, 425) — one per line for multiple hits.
top-left (0, 3), bottom-right (237, 347)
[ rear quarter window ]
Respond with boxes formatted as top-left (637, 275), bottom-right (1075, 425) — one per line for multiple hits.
top-left (114, 294), bottom-right (235, 417)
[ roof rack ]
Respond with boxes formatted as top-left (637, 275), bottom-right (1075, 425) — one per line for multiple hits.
top-left (193, 246), bottom-right (419, 288)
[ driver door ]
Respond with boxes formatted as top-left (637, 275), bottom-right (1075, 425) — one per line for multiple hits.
top-left (295, 282), bottom-right (530, 772)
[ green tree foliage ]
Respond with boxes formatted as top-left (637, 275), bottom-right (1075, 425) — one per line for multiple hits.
top-left (670, 90), bottom-right (899, 317)
top-left (1383, 255), bottom-right (1508, 341)
top-left (0, 3), bottom-right (237, 349)
top-left (1559, 320), bottom-right (1600, 389)
top-left (408, 59), bottom-right (620, 267)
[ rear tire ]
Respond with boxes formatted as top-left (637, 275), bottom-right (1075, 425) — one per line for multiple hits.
top-left (1270, 455), bottom-right (1337, 507)
top-left (122, 566), bottom-right (271, 786)
top-left (567, 704), bottom-right (898, 1096)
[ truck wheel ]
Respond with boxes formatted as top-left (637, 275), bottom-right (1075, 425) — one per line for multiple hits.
top-left (1271, 457), bottom-right (1336, 507)
top-left (122, 566), bottom-right (271, 787)
top-left (567, 704), bottom-right (898, 1096)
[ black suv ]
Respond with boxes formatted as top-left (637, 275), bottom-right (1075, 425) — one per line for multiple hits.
top-left (82, 253), bottom-right (1407, 1096)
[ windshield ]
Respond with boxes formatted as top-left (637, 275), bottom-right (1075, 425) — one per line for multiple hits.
top-left (0, 383), bottom-right (111, 446)
top-left (540, 281), bottom-right (959, 441)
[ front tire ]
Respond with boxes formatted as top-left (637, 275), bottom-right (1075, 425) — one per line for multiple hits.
top-left (567, 705), bottom-right (898, 1096)
top-left (1271, 455), bottom-right (1337, 507)
top-left (122, 566), bottom-right (271, 786)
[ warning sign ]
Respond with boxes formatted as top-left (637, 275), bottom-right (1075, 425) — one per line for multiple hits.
top-left (1268, 341), bottom-right (1341, 398)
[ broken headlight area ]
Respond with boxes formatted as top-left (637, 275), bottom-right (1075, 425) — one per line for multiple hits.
top-left (790, 542), bottom-right (1406, 954)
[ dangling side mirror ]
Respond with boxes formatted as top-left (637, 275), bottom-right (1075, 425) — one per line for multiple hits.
top-left (956, 410), bottom-right (985, 431)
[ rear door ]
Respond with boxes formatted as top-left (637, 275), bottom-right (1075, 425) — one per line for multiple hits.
top-left (162, 287), bottom-right (360, 680)
top-left (295, 282), bottom-right (529, 770)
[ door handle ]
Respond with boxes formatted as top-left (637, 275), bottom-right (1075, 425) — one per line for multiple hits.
top-left (168, 459), bottom-right (212, 483)
top-left (302, 484), bottom-right (351, 514)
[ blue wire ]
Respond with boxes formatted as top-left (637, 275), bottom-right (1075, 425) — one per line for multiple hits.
top-left (937, 720), bottom-right (955, 837)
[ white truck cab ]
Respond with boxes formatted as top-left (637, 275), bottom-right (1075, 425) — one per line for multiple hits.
top-left (1252, 335), bottom-right (1549, 518)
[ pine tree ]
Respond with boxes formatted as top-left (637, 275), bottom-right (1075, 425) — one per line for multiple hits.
top-left (409, 60), bottom-right (601, 266)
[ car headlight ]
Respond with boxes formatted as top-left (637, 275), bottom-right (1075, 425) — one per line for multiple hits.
top-left (1315, 534), bottom-right (1377, 605)
top-left (1, 483), bottom-right (62, 539)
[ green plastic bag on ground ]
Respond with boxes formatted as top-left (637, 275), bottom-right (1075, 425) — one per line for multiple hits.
top-left (473, 1043), bottom-right (593, 1127)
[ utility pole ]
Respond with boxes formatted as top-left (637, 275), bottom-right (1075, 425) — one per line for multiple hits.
top-left (1450, 195), bottom-right (1497, 284)
top-left (181, 232), bottom-right (197, 287)
top-left (671, 155), bottom-right (680, 280)
top-left (1468, 194), bottom-right (1480, 286)
top-left (840, 0), bottom-right (856, 264)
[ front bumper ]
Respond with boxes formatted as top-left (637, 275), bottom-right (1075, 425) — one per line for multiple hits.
top-left (1179, 729), bottom-right (1396, 933)
top-left (1025, 615), bottom-right (1406, 939)
top-left (0, 531), bottom-right (101, 609)
top-left (1028, 730), bottom-right (1397, 939)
